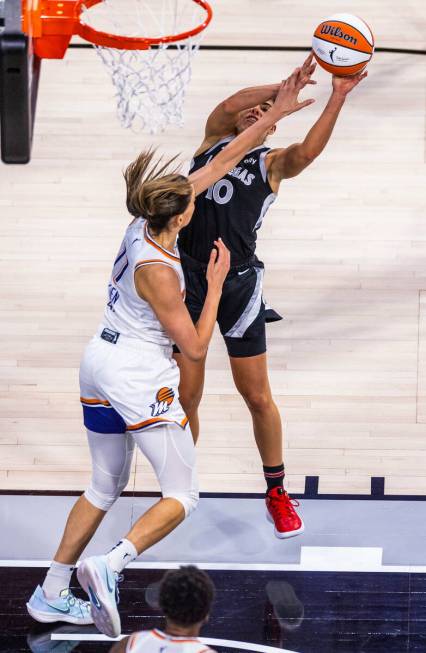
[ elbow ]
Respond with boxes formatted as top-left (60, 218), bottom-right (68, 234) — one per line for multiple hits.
top-left (183, 342), bottom-right (207, 362)
top-left (175, 339), bottom-right (207, 362)
top-left (187, 345), bottom-right (207, 362)
top-left (295, 142), bottom-right (317, 165)
top-left (300, 149), bottom-right (317, 165)
top-left (221, 98), bottom-right (238, 115)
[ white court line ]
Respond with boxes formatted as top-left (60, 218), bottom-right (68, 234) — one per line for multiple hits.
top-left (200, 639), bottom-right (298, 653)
top-left (0, 559), bottom-right (418, 572)
top-left (52, 634), bottom-right (123, 641)
top-left (300, 546), bottom-right (384, 571)
top-left (51, 633), bottom-right (298, 652)
top-left (0, 548), bottom-right (422, 573)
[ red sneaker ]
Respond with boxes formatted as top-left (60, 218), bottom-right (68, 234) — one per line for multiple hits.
top-left (266, 487), bottom-right (304, 539)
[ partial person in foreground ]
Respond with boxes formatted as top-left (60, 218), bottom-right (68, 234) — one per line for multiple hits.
top-left (26, 68), bottom-right (314, 639)
top-left (110, 566), bottom-right (216, 652)
top-left (175, 53), bottom-right (367, 538)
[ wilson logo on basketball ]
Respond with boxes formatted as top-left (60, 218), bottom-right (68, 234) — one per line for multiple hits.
top-left (320, 24), bottom-right (357, 45)
top-left (150, 387), bottom-right (175, 417)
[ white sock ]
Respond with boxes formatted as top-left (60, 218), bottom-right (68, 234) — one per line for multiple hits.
top-left (42, 560), bottom-right (74, 599)
top-left (107, 538), bottom-right (138, 574)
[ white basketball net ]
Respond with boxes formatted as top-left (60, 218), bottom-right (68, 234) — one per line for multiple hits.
top-left (80, 0), bottom-right (209, 132)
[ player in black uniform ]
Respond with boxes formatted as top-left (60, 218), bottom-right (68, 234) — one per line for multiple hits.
top-left (175, 53), bottom-right (367, 538)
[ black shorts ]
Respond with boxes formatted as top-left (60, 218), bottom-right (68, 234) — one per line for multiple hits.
top-left (174, 252), bottom-right (282, 358)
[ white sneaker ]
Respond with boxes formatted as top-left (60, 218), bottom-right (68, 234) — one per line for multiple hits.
top-left (77, 555), bottom-right (121, 638)
top-left (26, 585), bottom-right (92, 626)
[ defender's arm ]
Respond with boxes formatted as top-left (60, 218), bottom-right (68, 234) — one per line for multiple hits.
top-left (197, 54), bottom-right (317, 154)
top-left (190, 69), bottom-right (315, 196)
top-left (204, 84), bottom-right (280, 138)
top-left (135, 241), bottom-right (229, 361)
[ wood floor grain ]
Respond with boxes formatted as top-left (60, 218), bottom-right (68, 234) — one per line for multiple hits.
top-left (1, 1), bottom-right (425, 493)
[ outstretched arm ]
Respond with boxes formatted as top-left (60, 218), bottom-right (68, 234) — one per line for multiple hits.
top-left (201, 53), bottom-right (317, 145)
top-left (267, 70), bottom-right (368, 186)
top-left (135, 240), bottom-right (230, 361)
top-left (204, 83), bottom-right (280, 138)
top-left (189, 67), bottom-right (315, 196)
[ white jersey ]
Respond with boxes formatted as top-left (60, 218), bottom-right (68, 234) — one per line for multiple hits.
top-left (80, 217), bottom-right (188, 433)
top-left (103, 217), bottom-right (185, 346)
top-left (126, 629), bottom-right (214, 653)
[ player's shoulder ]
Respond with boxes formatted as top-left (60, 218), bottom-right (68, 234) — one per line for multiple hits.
top-left (134, 260), bottom-right (181, 294)
top-left (123, 630), bottom-right (152, 651)
top-left (134, 221), bottom-right (181, 268)
top-left (126, 216), bottom-right (145, 234)
top-left (264, 146), bottom-right (287, 161)
top-left (263, 146), bottom-right (291, 174)
top-left (126, 630), bottom-right (216, 653)
top-left (123, 216), bottom-right (145, 252)
top-left (193, 134), bottom-right (235, 159)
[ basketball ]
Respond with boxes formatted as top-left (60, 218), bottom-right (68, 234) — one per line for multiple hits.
top-left (312, 13), bottom-right (374, 76)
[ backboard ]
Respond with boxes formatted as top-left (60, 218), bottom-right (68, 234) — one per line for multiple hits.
top-left (0, 0), bottom-right (40, 163)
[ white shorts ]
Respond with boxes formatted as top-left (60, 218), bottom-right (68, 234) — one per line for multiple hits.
top-left (79, 325), bottom-right (188, 434)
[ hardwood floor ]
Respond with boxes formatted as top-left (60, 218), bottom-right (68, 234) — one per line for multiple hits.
top-left (0, 1), bottom-right (425, 493)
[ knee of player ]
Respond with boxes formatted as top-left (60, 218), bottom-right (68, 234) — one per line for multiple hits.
top-left (241, 388), bottom-right (273, 414)
top-left (166, 488), bottom-right (199, 518)
top-left (84, 471), bottom-right (129, 512)
top-left (183, 488), bottom-right (199, 517)
top-left (84, 485), bottom-right (121, 512)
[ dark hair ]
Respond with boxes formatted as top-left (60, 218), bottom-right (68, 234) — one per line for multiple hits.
top-left (159, 565), bottom-right (215, 627)
top-left (124, 148), bottom-right (193, 234)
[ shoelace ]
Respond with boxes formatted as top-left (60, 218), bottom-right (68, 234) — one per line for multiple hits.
top-left (65, 592), bottom-right (90, 614)
top-left (271, 494), bottom-right (300, 516)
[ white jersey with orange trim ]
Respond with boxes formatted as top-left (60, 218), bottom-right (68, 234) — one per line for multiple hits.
top-left (103, 217), bottom-right (185, 346)
top-left (79, 216), bottom-right (188, 434)
top-left (126, 629), bottom-right (215, 653)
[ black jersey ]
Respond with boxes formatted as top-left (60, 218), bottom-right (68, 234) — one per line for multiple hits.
top-left (178, 136), bottom-right (277, 265)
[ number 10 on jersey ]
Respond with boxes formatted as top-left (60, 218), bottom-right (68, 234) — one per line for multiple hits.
top-left (205, 179), bottom-right (234, 205)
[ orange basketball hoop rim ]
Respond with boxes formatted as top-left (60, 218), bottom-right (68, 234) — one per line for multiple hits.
top-left (22, 0), bottom-right (213, 59)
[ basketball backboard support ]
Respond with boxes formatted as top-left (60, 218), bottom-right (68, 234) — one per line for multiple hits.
top-left (0, 0), bottom-right (40, 163)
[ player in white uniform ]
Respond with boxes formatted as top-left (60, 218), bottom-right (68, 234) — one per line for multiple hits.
top-left (110, 567), bottom-right (216, 653)
top-left (26, 68), bottom-right (314, 639)
top-left (80, 217), bottom-right (190, 436)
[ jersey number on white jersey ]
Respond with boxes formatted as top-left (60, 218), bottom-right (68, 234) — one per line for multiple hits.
top-left (107, 245), bottom-right (128, 311)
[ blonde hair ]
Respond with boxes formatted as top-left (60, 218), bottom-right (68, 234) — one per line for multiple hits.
top-left (124, 149), bottom-right (192, 234)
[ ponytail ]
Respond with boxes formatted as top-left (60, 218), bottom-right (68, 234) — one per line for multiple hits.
top-left (124, 148), bottom-right (192, 233)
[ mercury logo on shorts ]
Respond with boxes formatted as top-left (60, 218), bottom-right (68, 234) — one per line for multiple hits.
top-left (150, 387), bottom-right (175, 417)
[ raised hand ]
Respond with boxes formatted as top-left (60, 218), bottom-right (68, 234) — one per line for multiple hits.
top-left (272, 68), bottom-right (316, 118)
top-left (332, 70), bottom-right (368, 96)
top-left (297, 52), bottom-right (317, 89)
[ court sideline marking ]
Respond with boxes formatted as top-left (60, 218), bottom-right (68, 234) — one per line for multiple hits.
top-left (3, 546), bottom-right (426, 572)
